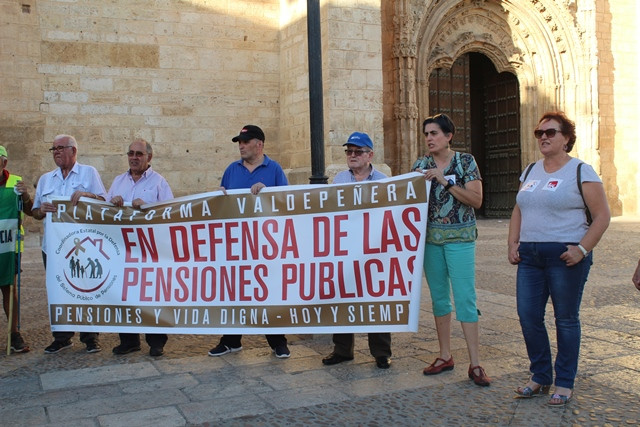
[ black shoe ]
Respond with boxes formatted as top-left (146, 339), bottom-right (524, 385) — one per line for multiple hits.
top-left (112, 343), bottom-right (141, 355)
top-left (208, 343), bottom-right (242, 357)
top-left (322, 352), bottom-right (354, 365)
top-left (375, 356), bottom-right (391, 369)
top-left (10, 332), bottom-right (29, 353)
top-left (273, 344), bottom-right (290, 359)
top-left (44, 340), bottom-right (73, 354)
top-left (149, 347), bottom-right (164, 357)
top-left (86, 341), bottom-right (102, 353)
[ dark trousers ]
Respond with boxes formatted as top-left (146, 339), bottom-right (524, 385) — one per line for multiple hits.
top-left (119, 333), bottom-right (168, 348)
top-left (53, 331), bottom-right (99, 344)
top-left (332, 333), bottom-right (391, 358)
top-left (220, 334), bottom-right (287, 349)
top-left (44, 251), bottom-right (99, 345)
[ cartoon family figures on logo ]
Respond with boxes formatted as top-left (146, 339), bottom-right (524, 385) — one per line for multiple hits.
top-left (63, 235), bottom-right (111, 294)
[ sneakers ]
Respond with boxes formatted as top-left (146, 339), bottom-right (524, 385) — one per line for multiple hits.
top-left (274, 344), bottom-right (290, 359)
top-left (44, 340), bottom-right (73, 354)
top-left (10, 332), bottom-right (29, 353)
top-left (86, 341), bottom-right (102, 353)
top-left (208, 343), bottom-right (242, 357)
top-left (112, 343), bottom-right (141, 355)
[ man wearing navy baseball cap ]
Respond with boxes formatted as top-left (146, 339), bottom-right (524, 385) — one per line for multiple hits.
top-left (231, 125), bottom-right (266, 143)
top-left (321, 131), bottom-right (392, 369)
top-left (208, 124), bottom-right (290, 359)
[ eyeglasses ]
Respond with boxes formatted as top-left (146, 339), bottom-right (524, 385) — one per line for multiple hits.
top-left (533, 128), bottom-right (562, 139)
top-left (345, 149), bottom-right (370, 156)
top-left (127, 151), bottom-right (146, 157)
top-left (49, 145), bottom-right (73, 153)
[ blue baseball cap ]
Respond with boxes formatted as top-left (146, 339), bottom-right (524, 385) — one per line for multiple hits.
top-left (343, 132), bottom-right (373, 149)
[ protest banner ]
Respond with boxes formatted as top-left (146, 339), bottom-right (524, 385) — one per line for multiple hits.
top-left (45, 172), bottom-right (430, 334)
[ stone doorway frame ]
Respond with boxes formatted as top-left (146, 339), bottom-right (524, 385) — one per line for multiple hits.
top-left (387, 0), bottom-right (599, 175)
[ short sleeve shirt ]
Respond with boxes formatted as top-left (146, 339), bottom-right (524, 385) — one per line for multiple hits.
top-left (414, 152), bottom-right (482, 245)
top-left (33, 162), bottom-right (107, 253)
top-left (221, 155), bottom-right (288, 189)
top-left (517, 157), bottom-right (601, 242)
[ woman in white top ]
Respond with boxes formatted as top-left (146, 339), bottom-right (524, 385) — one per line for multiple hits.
top-left (508, 112), bottom-right (610, 406)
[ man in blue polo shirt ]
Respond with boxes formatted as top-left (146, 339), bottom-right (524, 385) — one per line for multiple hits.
top-left (208, 125), bottom-right (290, 359)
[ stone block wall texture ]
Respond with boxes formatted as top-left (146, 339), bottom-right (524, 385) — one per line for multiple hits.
top-left (2, 0), bottom-right (283, 198)
top-left (324, 1), bottom-right (386, 181)
top-left (598, 0), bottom-right (639, 215)
top-left (278, 0), bottom-right (313, 184)
top-left (1, 0), bottom-right (386, 189)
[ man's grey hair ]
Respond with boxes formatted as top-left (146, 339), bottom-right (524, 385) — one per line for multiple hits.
top-left (131, 138), bottom-right (153, 155)
top-left (53, 134), bottom-right (78, 148)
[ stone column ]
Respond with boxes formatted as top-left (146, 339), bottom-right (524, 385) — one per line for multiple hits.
top-left (392, 4), bottom-right (419, 174)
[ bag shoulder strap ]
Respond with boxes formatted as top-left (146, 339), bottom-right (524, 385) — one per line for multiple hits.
top-left (576, 162), bottom-right (593, 225)
top-left (522, 162), bottom-right (535, 182)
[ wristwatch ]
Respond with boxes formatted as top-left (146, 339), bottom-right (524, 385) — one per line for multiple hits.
top-left (444, 179), bottom-right (455, 191)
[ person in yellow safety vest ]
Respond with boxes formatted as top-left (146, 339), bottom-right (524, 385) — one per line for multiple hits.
top-left (0, 145), bottom-right (33, 353)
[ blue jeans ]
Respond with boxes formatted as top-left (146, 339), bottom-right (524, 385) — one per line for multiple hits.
top-left (516, 242), bottom-right (592, 389)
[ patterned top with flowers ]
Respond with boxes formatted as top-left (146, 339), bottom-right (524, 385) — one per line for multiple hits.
top-left (412, 152), bottom-right (482, 245)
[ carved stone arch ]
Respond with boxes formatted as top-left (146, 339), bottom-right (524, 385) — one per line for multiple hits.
top-left (394, 0), bottom-right (597, 171)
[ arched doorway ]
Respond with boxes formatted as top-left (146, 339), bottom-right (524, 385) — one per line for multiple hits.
top-left (427, 52), bottom-right (520, 217)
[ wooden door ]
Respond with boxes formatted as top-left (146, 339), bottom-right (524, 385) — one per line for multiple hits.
top-left (476, 55), bottom-right (521, 217)
top-left (428, 53), bottom-right (521, 217)
top-left (428, 55), bottom-right (471, 153)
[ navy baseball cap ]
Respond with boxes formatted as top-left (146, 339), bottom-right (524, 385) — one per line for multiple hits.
top-left (343, 132), bottom-right (373, 149)
top-left (232, 125), bottom-right (265, 142)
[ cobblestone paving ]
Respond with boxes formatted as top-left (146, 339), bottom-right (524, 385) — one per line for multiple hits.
top-left (1, 218), bottom-right (639, 426)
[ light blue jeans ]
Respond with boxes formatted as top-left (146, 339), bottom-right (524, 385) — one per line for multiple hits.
top-left (423, 242), bottom-right (478, 322)
top-left (516, 242), bottom-right (592, 389)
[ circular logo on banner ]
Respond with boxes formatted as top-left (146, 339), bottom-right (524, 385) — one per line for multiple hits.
top-left (62, 233), bottom-right (116, 293)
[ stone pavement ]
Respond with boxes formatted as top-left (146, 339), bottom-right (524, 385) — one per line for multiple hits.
top-left (1, 218), bottom-right (640, 426)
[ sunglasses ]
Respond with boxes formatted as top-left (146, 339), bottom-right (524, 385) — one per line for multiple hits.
top-left (345, 149), bottom-right (370, 156)
top-left (127, 151), bottom-right (146, 157)
top-left (533, 128), bottom-right (562, 139)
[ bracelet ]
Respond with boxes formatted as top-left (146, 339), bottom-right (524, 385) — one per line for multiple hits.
top-left (577, 244), bottom-right (589, 257)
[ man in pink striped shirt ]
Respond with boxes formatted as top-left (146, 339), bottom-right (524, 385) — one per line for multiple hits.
top-left (107, 138), bottom-right (173, 357)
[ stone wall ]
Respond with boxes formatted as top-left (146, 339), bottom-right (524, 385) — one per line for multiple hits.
top-left (2, 0), bottom-right (283, 197)
top-left (278, 0), bottom-right (313, 184)
top-left (323, 1), bottom-right (386, 180)
top-left (598, 0), bottom-right (639, 215)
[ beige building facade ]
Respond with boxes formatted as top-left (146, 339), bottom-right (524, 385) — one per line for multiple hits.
top-left (1, 0), bottom-right (638, 218)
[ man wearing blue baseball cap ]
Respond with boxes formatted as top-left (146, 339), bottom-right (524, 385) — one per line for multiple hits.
top-left (321, 132), bottom-right (392, 369)
top-left (331, 132), bottom-right (385, 183)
